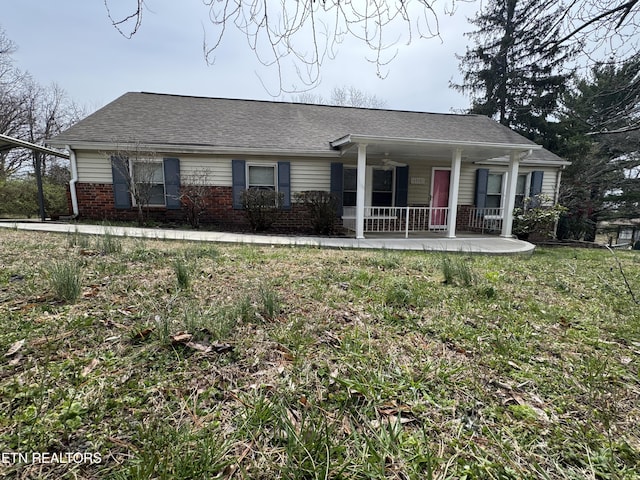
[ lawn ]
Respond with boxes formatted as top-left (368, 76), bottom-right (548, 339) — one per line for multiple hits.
top-left (1, 228), bottom-right (639, 479)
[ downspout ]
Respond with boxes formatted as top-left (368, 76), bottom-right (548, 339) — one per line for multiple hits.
top-left (68, 146), bottom-right (79, 217)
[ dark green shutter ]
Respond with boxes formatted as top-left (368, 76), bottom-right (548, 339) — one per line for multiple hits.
top-left (232, 160), bottom-right (246, 209)
top-left (164, 157), bottom-right (181, 209)
top-left (278, 161), bottom-right (291, 210)
top-left (530, 171), bottom-right (544, 196)
top-left (475, 168), bottom-right (489, 211)
top-left (395, 166), bottom-right (409, 207)
top-left (111, 155), bottom-right (131, 209)
top-left (330, 162), bottom-right (344, 216)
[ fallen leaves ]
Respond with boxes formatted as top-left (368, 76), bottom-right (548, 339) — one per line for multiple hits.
top-left (4, 338), bottom-right (24, 357)
top-left (170, 330), bottom-right (234, 354)
top-left (82, 358), bottom-right (100, 377)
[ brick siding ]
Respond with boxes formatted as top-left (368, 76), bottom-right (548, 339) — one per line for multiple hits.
top-left (74, 183), bottom-right (318, 232)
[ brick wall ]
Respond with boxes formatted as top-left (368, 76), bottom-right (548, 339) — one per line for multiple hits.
top-left (74, 183), bottom-right (318, 232)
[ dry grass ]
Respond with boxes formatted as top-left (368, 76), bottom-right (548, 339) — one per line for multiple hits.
top-left (1, 229), bottom-right (639, 479)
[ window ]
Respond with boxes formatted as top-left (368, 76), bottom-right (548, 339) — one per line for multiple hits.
top-left (486, 173), bottom-right (503, 209)
top-left (342, 166), bottom-right (395, 207)
top-left (372, 168), bottom-right (394, 207)
top-left (247, 164), bottom-right (276, 190)
top-left (343, 167), bottom-right (357, 207)
top-left (133, 160), bottom-right (166, 206)
top-left (515, 174), bottom-right (528, 208)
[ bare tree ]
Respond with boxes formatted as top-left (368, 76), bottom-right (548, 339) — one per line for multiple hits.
top-left (0, 28), bottom-right (81, 180)
top-left (179, 168), bottom-right (214, 228)
top-left (290, 85), bottom-right (387, 108)
top-left (109, 142), bottom-right (161, 226)
top-left (105, 0), bottom-right (466, 94)
top-left (106, 1), bottom-right (638, 94)
top-left (544, 0), bottom-right (639, 62)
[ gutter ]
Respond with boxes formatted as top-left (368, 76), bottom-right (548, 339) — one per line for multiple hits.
top-left (330, 133), bottom-right (543, 152)
top-left (47, 141), bottom-right (342, 159)
top-left (68, 146), bottom-right (79, 217)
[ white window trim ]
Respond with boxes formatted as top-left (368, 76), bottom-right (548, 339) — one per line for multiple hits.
top-left (515, 172), bottom-right (532, 208)
top-left (130, 159), bottom-right (166, 207)
top-left (344, 165), bottom-right (396, 207)
top-left (486, 172), bottom-right (505, 210)
top-left (246, 162), bottom-right (278, 190)
top-left (369, 166), bottom-right (396, 207)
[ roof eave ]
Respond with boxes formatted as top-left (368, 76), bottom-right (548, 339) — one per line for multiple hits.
top-left (47, 140), bottom-right (341, 158)
top-left (330, 133), bottom-right (542, 153)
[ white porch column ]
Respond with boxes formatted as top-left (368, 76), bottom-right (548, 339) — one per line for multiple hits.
top-left (501, 152), bottom-right (520, 237)
top-left (446, 148), bottom-right (462, 238)
top-left (355, 143), bottom-right (367, 239)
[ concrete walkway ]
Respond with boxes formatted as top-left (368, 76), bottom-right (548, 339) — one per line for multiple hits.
top-left (0, 221), bottom-right (535, 255)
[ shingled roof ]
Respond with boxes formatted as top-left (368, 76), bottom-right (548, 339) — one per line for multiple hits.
top-left (48, 92), bottom-right (564, 163)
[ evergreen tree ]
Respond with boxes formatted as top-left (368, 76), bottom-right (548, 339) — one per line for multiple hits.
top-left (452, 0), bottom-right (576, 150)
top-left (557, 56), bottom-right (640, 238)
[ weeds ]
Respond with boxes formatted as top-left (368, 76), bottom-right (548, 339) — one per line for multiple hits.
top-left (173, 256), bottom-right (192, 290)
top-left (1, 229), bottom-right (639, 478)
top-left (97, 228), bottom-right (123, 254)
top-left (48, 260), bottom-right (82, 302)
top-left (441, 255), bottom-right (475, 286)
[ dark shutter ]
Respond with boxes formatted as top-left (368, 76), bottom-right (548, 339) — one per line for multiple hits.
top-left (163, 157), bottom-right (181, 209)
top-left (530, 171), bottom-right (544, 196)
top-left (232, 159), bottom-right (246, 209)
top-left (111, 155), bottom-right (131, 209)
top-left (395, 165), bottom-right (409, 207)
top-left (278, 161), bottom-right (291, 210)
top-left (475, 168), bottom-right (489, 211)
top-left (330, 162), bottom-right (344, 216)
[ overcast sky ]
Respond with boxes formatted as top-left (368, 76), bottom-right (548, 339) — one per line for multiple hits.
top-left (3, 1), bottom-right (480, 115)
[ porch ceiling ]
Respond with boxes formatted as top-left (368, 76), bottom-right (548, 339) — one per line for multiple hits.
top-left (330, 134), bottom-right (540, 164)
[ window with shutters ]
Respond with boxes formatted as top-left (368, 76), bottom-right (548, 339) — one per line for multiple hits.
top-left (343, 166), bottom-right (395, 207)
top-left (372, 168), bottom-right (394, 207)
top-left (515, 174), bottom-right (530, 209)
top-left (343, 167), bottom-right (357, 207)
top-left (486, 173), bottom-right (503, 209)
top-left (132, 160), bottom-right (166, 206)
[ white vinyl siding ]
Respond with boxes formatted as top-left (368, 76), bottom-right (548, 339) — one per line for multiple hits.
top-left (541, 170), bottom-right (558, 198)
top-left (180, 157), bottom-right (232, 186)
top-left (406, 160), bottom-right (431, 206)
top-left (457, 166), bottom-right (477, 205)
top-left (290, 160), bottom-right (330, 195)
top-left (76, 151), bottom-right (113, 183)
top-left (74, 151), bottom-right (562, 208)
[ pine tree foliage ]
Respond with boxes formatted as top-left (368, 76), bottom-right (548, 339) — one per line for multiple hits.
top-left (452, 0), bottom-right (576, 148)
top-left (558, 56), bottom-right (640, 236)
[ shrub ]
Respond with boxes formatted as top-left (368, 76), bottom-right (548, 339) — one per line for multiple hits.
top-left (513, 195), bottom-right (567, 239)
top-left (241, 189), bottom-right (283, 232)
top-left (0, 178), bottom-right (68, 218)
top-left (295, 190), bottom-right (339, 235)
top-left (179, 169), bottom-right (213, 228)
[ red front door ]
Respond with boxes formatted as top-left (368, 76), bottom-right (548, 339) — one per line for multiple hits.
top-left (430, 169), bottom-right (450, 228)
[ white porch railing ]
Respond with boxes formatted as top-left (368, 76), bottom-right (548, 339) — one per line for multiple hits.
top-left (342, 206), bottom-right (450, 238)
top-left (341, 206), bottom-right (505, 236)
top-left (466, 208), bottom-right (504, 233)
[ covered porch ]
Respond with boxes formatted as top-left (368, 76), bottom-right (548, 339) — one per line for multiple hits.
top-left (330, 133), bottom-right (542, 240)
top-left (341, 205), bottom-right (504, 237)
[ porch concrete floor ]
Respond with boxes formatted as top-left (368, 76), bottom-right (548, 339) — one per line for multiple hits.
top-left (0, 221), bottom-right (535, 255)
